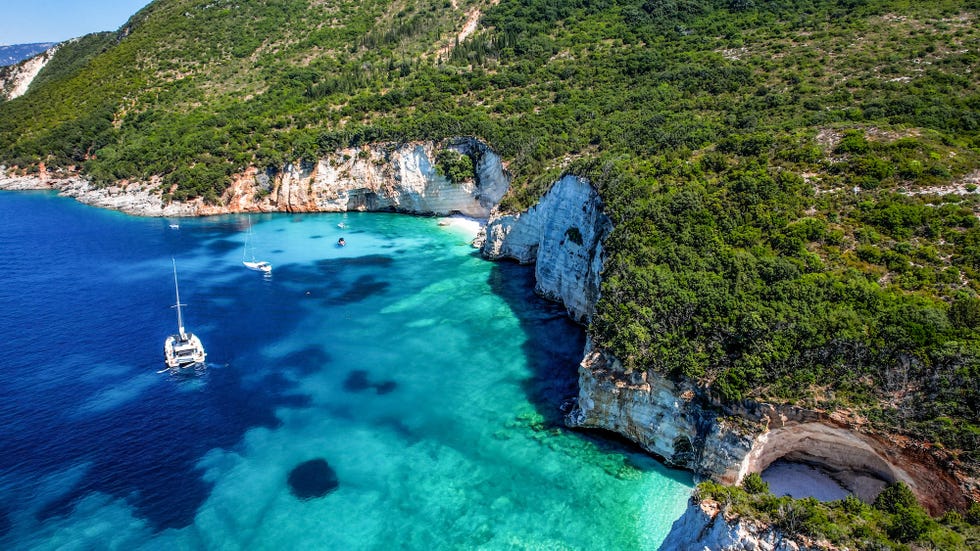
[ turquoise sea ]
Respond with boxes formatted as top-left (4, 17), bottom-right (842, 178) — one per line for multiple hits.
top-left (0, 191), bottom-right (692, 549)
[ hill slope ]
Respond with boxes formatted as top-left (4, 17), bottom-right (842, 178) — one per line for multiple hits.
top-left (1, 0), bottom-right (979, 531)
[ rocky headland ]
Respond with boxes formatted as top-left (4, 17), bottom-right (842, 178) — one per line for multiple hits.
top-left (659, 497), bottom-right (825, 551)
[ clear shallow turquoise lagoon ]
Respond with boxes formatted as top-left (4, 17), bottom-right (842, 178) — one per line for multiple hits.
top-left (0, 191), bottom-right (692, 549)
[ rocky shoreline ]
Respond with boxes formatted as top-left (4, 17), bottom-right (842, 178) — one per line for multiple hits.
top-left (1, 138), bottom-right (509, 218)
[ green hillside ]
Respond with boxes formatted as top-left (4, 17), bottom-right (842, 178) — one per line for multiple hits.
top-left (1, 0), bottom-right (979, 523)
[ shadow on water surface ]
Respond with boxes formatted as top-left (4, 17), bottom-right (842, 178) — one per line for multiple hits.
top-left (486, 261), bottom-right (583, 426)
top-left (487, 260), bottom-right (693, 485)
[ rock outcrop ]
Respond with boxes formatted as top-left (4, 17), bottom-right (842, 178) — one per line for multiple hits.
top-left (565, 342), bottom-right (756, 481)
top-left (239, 139), bottom-right (508, 216)
top-left (0, 46), bottom-right (58, 100)
top-left (478, 174), bottom-right (612, 323)
top-left (565, 340), bottom-right (971, 515)
top-left (659, 499), bottom-right (820, 551)
top-left (0, 138), bottom-right (510, 218)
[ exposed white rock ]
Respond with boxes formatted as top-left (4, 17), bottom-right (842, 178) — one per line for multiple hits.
top-left (60, 178), bottom-right (198, 216)
top-left (479, 174), bottom-right (612, 323)
top-left (0, 46), bottom-right (58, 100)
top-left (659, 499), bottom-right (814, 551)
top-left (0, 169), bottom-right (197, 216)
top-left (565, 341), bottom-right (755, 480)
top-left (296, 140), bottom-right (508, 217)
top-left (0, 138), bottom-right (510, 219)
top-left (565, 339), bottom-right (967, 514)
top-left (0, 169), bottom-right (56, 190)
top-left (738, 422), bottom-right (910, 498)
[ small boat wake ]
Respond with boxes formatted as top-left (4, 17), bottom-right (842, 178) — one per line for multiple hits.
top-left (157, 362), bottom-right (208, 377)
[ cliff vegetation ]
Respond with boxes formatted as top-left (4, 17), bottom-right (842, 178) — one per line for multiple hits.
top-left (697, 476), bottom-right (980, 549)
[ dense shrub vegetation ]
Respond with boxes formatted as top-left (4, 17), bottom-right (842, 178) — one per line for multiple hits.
top-left (435, 149), bottom-right (475, 184)
top-left (699, 480), bottom-right (980, 549)
top-left (1, 0), bottom-right (979, 498)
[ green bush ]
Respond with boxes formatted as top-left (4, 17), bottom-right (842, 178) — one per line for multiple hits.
top-left (741, 472), bottom-right (769, 495)
top-left (435, 149), bottom-right (474, 184)
top-left (967, 502), bottom-right (980, 525)
top-left (874, 482), bottom-right (919, 514)
top-left (888, 504), bottom-right (931, 542)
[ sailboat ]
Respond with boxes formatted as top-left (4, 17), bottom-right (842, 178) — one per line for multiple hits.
top-left (164, 258), bottom-right (207, 370)
top-left (243, 217), bottom-right (272, 273)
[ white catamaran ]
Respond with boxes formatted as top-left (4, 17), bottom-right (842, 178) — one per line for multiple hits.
top-left (164, 258), bottom-right (207, 370)
top-left (242, 217), bottom-right (272, 273)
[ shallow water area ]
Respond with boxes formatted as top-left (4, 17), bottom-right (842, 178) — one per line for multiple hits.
top-left (0, 192), bottom-right (693, 549)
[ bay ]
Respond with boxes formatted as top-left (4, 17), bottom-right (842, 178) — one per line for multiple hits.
top-left (0, 191), bottom-right (692, 549)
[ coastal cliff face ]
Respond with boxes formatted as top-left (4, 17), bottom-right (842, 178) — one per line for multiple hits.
top-left (565, 343), bottom-right (756, 482)
top-left (470, 169), bottom-right (972, 517)
top-left (660, 499), bottom-right (820, 551)
top-left (478, 174), bottom-right (612, 323)
top-left (0, 46), bottom-right (57, 100)
top-left (565, 340), bottom-right (970, 515)
top-left (0, 138), bottom-right (509, 218)
top-left (224, 139), bottom-right (508, 217)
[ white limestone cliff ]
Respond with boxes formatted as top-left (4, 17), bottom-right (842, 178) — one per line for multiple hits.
top-left (471, 170), bottom-right (968, 517)
top-left (565, 339), bottom-right (969, 516)
top-left (0, 138), bottom-right (509, 218)
top-left (478, 174), bottom-right (612, 323)
top-left (1, 46), bottom-right (58, 100)
top-left (565, 342), bottom-right (756, 482)
top-left (252, 139), bottom-right (509, 217)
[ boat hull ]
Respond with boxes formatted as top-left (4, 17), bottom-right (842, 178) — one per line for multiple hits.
top-left (243, 260), bottom-right (272, 273)
top-left (164, 333), bottom-right (207, 369)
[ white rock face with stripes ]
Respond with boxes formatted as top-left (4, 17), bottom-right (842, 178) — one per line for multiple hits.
top-left (479, 174), bottom-right (612, 323)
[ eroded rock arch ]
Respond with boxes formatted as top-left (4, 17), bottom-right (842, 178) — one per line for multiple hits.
top-left (738, 422), bottom-right (905, 502)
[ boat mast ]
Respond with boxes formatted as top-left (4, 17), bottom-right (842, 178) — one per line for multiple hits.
top-left (171, 258), bottom-right (187, 340)
top-left (244, 216), bottom-right (255, 262)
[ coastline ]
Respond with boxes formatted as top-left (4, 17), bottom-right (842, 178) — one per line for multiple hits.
top-left (6, 161), bottom-right (977, 548)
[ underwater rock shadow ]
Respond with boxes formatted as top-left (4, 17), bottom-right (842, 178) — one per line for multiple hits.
top-left (322, 275), bottom-right (390, 305)
top-left (278, 346), bottom-right (332, 376)
top-left (287, 458), bottom-right (339, 500)
top-left (342, 370), bottom-right (398, 395)
top-left (204, 238), bottom-right (243, 255)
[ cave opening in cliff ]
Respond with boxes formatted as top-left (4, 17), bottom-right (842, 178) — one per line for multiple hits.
top-left (748, 423), bottom-right (898, 504)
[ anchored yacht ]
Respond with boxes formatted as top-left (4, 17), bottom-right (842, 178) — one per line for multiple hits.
top-left (164, 259), bottom-right (207, 370)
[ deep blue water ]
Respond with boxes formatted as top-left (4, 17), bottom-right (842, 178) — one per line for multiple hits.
top-left (0, 191), bottom-right (692, 549)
